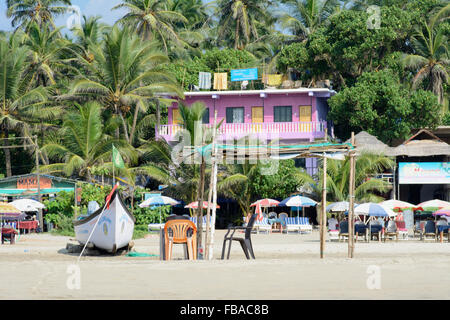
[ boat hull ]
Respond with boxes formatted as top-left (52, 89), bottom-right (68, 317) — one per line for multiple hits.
top-left (73, 191), bottom-right (135, 253)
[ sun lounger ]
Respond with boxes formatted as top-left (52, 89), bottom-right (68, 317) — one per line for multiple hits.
top-left (423, 221), bottom-right (437, 242)
top-left (285, 217), bottom-right (300, 233)
top-left (298, 217), bottom-right (313, 234)
top-left (339, 221), bottom-right (349, 242)
top-left (395, 221), bottom-right (408, 240)
top-left (414, 221), bottom-right (425, 240)
top-left (254, 218), bottom-right (272, 234)
top-left (189, 216), bottom-right (215, 230)
top-left (383, 220), bottom-right (399, 242)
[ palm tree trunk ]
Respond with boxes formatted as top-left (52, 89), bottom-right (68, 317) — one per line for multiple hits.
top-left (129, 105), bottom-right (140, 146)
top-left (2, 127), bottom-right (12, 177)
top-left (156, 99), bottom-right (161, 138)
top-left (118, 111), bottom-right (130, 143)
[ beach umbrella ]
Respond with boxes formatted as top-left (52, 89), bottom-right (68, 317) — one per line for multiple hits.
top-left (251, 199), bottom-right (280, 222)
top-left (355, 203), bottom-right (397, 218)
top-left (250, 199), bottom-right (280, 208)
top-left (380, 199), bottom-right (415, 210)
top-left (185, 201), bottom-right (220, 209)
top-left (326, 201), bottom-right (350, 212)
top-left (10, 199), bottom-right (45, 212)
top-left (0, 202), bottom-right (23, 218)
top-left (278, 195), bottom-right (317, 219)
top-left (138, 196), bottom-right (180, 224)
top-left (432, 206), bottom-right (450, 217)
top-left (416, 199), bottom-right (450, 211)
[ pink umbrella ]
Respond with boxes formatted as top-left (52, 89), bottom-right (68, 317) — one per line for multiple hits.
top-left (432, 206), bottom-right (450, 217)
top-left (185, 201), bottom-right (220, 209)
top-left (250, 199), bottom-right (280, 208)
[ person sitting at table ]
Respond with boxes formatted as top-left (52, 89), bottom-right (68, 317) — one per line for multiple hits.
top-left (328, 214), bottom-right (339, 231)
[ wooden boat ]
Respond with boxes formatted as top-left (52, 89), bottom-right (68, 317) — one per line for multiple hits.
top-left (73, 189), bottom-right (135, 253)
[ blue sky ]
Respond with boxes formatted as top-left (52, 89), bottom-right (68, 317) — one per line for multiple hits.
top-left (0, 0), bottom-right (126, 31)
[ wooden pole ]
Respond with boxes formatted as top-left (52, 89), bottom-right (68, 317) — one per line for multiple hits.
top-left (209, 157), bottom-right (218, 260)
top-left (196, 156), bottom-right (206, 259)
top-left (348, 132), bottom-right (356, 258)
top-left (320, 129), bottom-right (328, 259)
top-left (35, 136), bottom-right (43, 232)
top-left (205, 111), bottom-right (218, 260)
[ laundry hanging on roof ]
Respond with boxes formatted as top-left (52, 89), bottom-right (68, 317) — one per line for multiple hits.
top-left (263, 74), bottom-right (283, 87)
top-left (213, 73), bottom-right (228, 90)
top-left (198, 72), bottom-right (211, 90)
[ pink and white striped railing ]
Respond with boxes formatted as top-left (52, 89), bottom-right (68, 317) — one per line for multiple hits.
top-left (157, 121), bottom-right (327, 140)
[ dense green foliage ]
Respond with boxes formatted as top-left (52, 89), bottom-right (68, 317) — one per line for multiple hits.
top-left (329, 70), bottom-right (442, 143)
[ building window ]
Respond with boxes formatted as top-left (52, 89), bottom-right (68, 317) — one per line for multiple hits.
top-left (274, 106), bottom-right (292, 122)
top-left (226, 107), bottom-right (245, 123)
top-left (202, 108), bottom-right (210, 124)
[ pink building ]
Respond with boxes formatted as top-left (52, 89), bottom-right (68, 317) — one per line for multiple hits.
top-left (157, 88), bottom-right (335, 146)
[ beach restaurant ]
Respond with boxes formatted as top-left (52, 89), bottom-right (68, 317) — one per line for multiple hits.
top-left (0, 174), bottom-right (80, 227)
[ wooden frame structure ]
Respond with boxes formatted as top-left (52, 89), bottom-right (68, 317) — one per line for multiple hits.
top-left (181, 132), bottom-right (357, 259)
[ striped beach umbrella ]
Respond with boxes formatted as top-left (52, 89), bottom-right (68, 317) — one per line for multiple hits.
top-left (0, 202), bottom-right (23, 218)
top-left (355, 203), bottom-right (397, 217)
top-left (185, 201), bottom-right (220, 210)
top-left (417, 199), bottom-right (450, 211)
top-left (380, 199), bottom-right (415, 210)
top-left (326, 201), bottom-right (350, 212)
top-left (139, 196), bottom-right (180, 224)
top-left (279, 195), bottom-right (317, 219)
top-left (432, 206), bottom-right (450, 217)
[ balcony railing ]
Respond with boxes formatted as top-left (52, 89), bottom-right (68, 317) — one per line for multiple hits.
top-left (157, 121), bottom-right (327, 141)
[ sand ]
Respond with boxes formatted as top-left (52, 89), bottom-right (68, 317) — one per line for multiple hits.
top-left (0, 230), bottom-right (448, 300)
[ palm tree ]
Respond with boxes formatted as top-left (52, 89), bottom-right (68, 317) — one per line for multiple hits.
top-left (279, 0), bottom-right (341, 41)
top-left (112, 0), bottom-right (188, 52)
top-left (6, 0), bottom-right (72, 30)
top-left (293, 152), bottom-right (395, 203)
top-left (168, 0), bottom-right (208, 30)
top-left (403, 4), bottom-right (449, 105)
top-left (0, 34), bottom-right (57, 177)
top-left (40, 101), bottom-right (137, 181)
top-left (23, 23), bottom-right (76, 88)
top-left (216, 0), bottom-right (274, 50)
top-left (217, 161), bottom-right (261, 216)
top-left (69, 25), bottom-right (183, 144)
top-left (72, 15), bottom-right (110, 63)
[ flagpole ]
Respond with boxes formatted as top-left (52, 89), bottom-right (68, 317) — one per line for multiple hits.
top-left (112, 158), bottom-right (115, 187)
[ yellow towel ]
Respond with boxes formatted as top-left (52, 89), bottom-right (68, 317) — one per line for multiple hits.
top-left (266, 74), bottom-right (283, 86)
top-left (214, 73), bottom-right (228, 90)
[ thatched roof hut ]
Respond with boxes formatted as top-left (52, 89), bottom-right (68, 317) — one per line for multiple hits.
top-left (345, 131), bottom-right (395, 156)
top-left (391, 129), bottom-right (450, 157)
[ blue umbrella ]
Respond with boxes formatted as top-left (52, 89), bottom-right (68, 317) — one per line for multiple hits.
top-left (139, 196), bottom-right (180, 224)
top-left (354, 203), bottom-right (396, 217)
top-left (279, 195), bottom-right (317, 219)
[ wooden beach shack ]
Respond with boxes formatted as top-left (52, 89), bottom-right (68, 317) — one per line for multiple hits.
top-left (0, 174), bottom-right (80, 230)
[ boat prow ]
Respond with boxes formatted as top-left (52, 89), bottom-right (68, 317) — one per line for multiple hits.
top-left (73, 189), bottom-right (135, 253)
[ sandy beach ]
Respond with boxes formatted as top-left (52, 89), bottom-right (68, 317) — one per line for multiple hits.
top-left (0, 230), bottom-right (448, 300)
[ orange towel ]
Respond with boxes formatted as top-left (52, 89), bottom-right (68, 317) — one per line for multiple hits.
top-left (213, 73), bottom-right (228, 90)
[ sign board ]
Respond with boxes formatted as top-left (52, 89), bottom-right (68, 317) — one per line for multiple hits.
top-left (17, 177), bottom-right (52, 190)
top-left (399, 162), bottom-right (450, 184)
top-left (144, 192), bottom-right (161, 200)
top-left (230, 68), bottom-right (258, 82)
